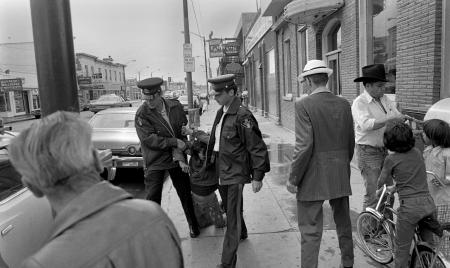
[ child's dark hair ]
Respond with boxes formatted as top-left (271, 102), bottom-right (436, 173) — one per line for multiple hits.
top-left (190, 139), bottom-right (207, 157)
top-left (423, 119), bottom-right (450, 148)
top-left (383, 120), bottom-right (415, 153)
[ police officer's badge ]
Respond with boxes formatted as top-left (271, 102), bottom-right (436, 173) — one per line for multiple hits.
top-left (137, 117), bottom-right (143, 127)
top-left (241, 118), bottom-right (253, 129)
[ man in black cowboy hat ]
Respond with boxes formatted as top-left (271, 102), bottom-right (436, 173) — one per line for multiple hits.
top-left (134, 77), bottom-right (200, 238)
top-left (351, 64), bottom-right (410, 210)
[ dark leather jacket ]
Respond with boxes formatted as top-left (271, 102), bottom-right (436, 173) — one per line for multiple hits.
top-left (205, 97), bottom-right (270, 185)
top-left (135, 98), bottom-right (187, 173)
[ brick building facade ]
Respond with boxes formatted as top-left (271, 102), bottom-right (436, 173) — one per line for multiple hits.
top-left (233, 0), bottom-right (450, 131)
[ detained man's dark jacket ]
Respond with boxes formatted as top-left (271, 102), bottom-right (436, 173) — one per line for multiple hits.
top-left (205, 96), bottom-right (270, 185)
top-left (135, 98), bottom-right (187, 173)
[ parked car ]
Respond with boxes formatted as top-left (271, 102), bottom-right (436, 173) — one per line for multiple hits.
top-left (177, 95), bottom-right (203, 115)
top-left (89, 94), bottom-right (132, 113)
top-left (31, 109), bottom-right (41, 119)
top-left (0, 123), bottom-right (114, 267)
top-left (0, 128), bottom-right (53, 268)
top-left (88, 107), bottom-right (144, 181)
top-left (79, 99), bottom-right (90, 111)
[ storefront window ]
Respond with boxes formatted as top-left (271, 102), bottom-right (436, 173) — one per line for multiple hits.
top-left (14, 91), bottom-right (25, 113)
top-left (32, 95), bottom-right (40, 109)
top-left (283, 39), bottom-right (292, 95)
top-left (370, 0), bottom-right (397, 94)
top-left (0, 93), bottom-right (11, 112)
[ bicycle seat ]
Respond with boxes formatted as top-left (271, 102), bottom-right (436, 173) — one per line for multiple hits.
top-left (418, 215), bottom-right (443, 237)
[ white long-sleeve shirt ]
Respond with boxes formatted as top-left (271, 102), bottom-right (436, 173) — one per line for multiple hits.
top-left (351, 90), bottom-right (401, 147)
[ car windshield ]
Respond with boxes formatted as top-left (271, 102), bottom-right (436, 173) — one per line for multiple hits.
top-left (90, 113), bottom-right (135, 128)
top-left (97, 95), bottom-right (122, 102)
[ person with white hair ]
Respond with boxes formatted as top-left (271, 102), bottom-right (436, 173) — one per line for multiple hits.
top-left (9, 111), bottom-right (183, 268)
top-left (287, 60), bottom-right (355, 268)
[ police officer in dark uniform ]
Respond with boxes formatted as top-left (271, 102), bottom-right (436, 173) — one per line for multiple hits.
top-left (205, 74), bottom-right (270, 268)
top-left (134, 77), bottom-right (200, 238)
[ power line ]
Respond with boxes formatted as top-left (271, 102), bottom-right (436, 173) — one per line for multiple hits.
top-left (194, 0), bottom-right (203, 34)
top-left (189, 0), bottom-right (202, 38)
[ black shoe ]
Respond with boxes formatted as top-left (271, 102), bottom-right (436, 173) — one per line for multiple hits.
top-left (189, 225), bottom-right (200, 238)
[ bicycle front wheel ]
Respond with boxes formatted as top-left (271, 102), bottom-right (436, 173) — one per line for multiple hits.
top-left (410, 246), bottom-right (446, 268)
top-left (356, 211), bottom-right (394, 264)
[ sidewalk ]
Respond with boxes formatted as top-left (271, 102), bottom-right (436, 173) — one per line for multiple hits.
top-left (3, 114), bottom-right (35, 124)
top-left (161, 101), bottom-right (387, 268)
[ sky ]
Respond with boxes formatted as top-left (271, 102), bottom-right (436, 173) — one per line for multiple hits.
top-left (0, 0), bottom-right (261, 85)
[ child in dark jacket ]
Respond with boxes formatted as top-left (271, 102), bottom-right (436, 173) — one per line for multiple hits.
top-left (377, 120), bottom-right (437, 268)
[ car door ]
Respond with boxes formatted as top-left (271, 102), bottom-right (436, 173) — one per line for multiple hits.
top-left (0, 149), bottom-right (52, 268)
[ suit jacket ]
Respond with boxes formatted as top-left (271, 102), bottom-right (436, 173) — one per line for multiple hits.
top-left (289, 88), bottom-right (355, 201)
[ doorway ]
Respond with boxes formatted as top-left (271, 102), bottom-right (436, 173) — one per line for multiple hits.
top-left (326, 52), bottom-right (341, 95)
top-left (322, 19), bottom-right (342, 95)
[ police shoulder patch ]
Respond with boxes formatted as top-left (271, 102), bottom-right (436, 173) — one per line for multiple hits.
top-left (241, 117), bottom-right (253, 129)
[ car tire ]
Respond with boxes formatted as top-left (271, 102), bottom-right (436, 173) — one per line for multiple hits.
top-left (100, 168), bottom-right (108, 180)
top-left (34, 114), bottom-right (41, 119)
top-left (199, 108), bottom-right (203, 115)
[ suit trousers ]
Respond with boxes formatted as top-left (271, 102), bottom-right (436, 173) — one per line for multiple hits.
top-left (145, 167), bottom-right (199, 227)
top-left (297, 196), bottom-right (354, 268)
top-left (218, 184), bottom-right (245, 268)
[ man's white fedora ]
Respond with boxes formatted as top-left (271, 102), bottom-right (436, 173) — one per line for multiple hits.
top-left (298, 60), bottom-right (333, 81)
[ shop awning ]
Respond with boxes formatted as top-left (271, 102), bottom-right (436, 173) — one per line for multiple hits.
top-left (283, 0), bottom-right (344, 25)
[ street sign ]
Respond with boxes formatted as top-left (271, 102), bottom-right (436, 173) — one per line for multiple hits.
top-left (77, 77), bottom-right (92, 85)
top-left (0, 78), bottom-right (22, 92)
top-left (209, 39), bottom-right (223, 57)
top-left (184, 57), bottom-right (195, 72)
top-left (183, 43), bottom-right (192, 58)
top-left (223, 42), bottom-right (240, 55)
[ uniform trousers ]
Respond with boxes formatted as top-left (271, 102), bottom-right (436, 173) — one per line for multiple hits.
top-left (218, 184), bottom-right (245, 268)
top-left (145, 166), bottom-right (198, 227)
top-left (297, 196), bottom-right (354, 268)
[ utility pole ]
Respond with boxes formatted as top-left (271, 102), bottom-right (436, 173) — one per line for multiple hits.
top-left (30, 0), bottom-right (79, 115)
top-left (183, 0), bottom-right (193, 109)
top-left (202, 36), bottom-right (210, 105)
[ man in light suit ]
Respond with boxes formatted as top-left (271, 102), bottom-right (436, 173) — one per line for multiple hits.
top-left (287, 60), bottom-right (355, 268)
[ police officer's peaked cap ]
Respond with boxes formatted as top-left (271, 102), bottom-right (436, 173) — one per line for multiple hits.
top-left (137, 77), bottom-right (163, 95)
top-left (208, 74), bottom-right (236, 92)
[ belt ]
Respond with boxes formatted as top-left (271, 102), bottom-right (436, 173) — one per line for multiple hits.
top-left (357, 144), bottom-right (386, 152)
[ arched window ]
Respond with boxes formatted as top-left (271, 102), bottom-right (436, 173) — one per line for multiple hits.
top-left (322, 19), bottom-right (342, 95)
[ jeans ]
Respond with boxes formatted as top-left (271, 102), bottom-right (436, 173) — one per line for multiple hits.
top-left (394, 195), bottom-right (436, 268)
top-left (357, 144), bottom-right (387, 211)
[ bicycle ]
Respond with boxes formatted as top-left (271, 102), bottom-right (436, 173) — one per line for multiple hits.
top-left (356, 184), bottom-right (450, 267)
